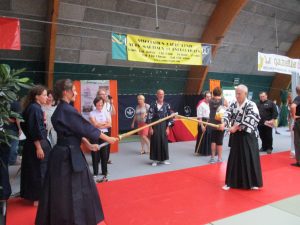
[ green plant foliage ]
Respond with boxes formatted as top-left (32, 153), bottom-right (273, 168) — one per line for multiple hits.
top-left (0, 64), bottom-right (33, 145)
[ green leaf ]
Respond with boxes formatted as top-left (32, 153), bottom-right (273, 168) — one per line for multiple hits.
top-left (11, 68), bottom-right (26, 77)
top-left (0, 64), bottom-right (32, 145)
top-left (0, 64), bottom-right (10, 79)
top-left (6, 91), bottom-right (17, 100)
top-left (18, 82), bottom-right (33, 89)
top-left (18, 77), bottom-right (30, 83)
top-left (7, 134), bottom-right (19, 141)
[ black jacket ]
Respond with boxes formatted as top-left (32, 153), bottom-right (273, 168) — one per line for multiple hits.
top-left (256, 99), bottom-right (278, 124)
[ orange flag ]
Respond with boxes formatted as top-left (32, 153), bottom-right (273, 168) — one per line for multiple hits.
top-left (209, 79), bottom-right (220, 93)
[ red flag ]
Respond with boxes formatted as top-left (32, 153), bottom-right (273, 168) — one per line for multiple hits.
top-left (0, 17), bottom-right (21, 50)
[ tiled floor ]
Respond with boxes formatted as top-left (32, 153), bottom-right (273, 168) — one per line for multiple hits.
top-left (210, 195), bottom-right (300, 225)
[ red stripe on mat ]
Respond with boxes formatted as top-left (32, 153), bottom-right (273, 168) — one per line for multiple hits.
top-left (7, 151), bottom-right (300, 225)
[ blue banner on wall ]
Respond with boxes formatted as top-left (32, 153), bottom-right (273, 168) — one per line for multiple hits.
top-left (118, 94), bottom-right (203, 131)
top-left (112, 33), bottom-right (127, 60)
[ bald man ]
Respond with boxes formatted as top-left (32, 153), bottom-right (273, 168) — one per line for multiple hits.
top-left (147, 89), bottom-right (173, 166)
top-left (256, 91), bottom-right (278, 154)
top-left (221, 84), bottom-right (263, 190)
top-left (290, 85), bottom-right (300, 167)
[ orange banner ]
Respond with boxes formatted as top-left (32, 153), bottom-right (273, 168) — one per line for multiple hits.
top-left (209, 79), bottom-right (220, 93)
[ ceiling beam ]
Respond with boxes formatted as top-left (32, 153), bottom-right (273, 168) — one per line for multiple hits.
top-left (45, 0), bottom-right (60, 89)
top-left (185, 0), bottom-right (249, 94)
top-left (268, 37), bottom-right (300, 102)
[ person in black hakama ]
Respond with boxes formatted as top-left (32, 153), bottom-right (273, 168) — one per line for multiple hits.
top-left (291, 85), bottom-right (300, 167)
top-left (220, 84), bottom-right (263, 190)
top-left (194, 91), bottom-right (212, 156)
top-left (35, 79), bottom-right (117, 225)
top-left (147, 89), bottom-right (173, 167)
top-left (20, 85), bottom-right (51, 205)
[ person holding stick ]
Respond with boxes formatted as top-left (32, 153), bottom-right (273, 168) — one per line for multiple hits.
top-left (35, 79), bottom-right (117, 225)
top-left (147, 89), bottom-right (173, 166)
top-left (220, 84), bottom-right (263, 190)
top-left (195, 91), bottom-right (212, 156)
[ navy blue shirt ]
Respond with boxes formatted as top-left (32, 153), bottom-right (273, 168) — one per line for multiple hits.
top-left (21, 102), bottom-right (47, 141)
top-left (52, 100), bottom-right (101, 142)
top-left (146, 101), bottom-right (173, 127)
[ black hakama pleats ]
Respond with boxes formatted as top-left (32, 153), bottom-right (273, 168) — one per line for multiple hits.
top-left (225, 131), bottom-right (263, 189)
top-left (20, 139), bottom-right (51, 201)
top-left (150, 122), bottom-right (169, 162)
top-left (35, 141), bottom-right (104, 225)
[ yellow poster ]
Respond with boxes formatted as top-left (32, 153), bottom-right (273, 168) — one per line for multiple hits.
top-left (127, 34), bottom-right (203, 65)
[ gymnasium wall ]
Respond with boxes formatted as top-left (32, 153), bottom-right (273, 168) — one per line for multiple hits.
top-left (0, 59), bottom-right (273, 102)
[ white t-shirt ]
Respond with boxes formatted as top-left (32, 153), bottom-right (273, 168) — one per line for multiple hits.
top-left (197, 101), bottom-right (210, 119)
top-left (89, 109), bottom-right (111, 132)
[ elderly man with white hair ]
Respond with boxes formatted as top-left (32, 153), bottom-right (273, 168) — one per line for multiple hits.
top-left (220, 84), bottom-right (263, 190)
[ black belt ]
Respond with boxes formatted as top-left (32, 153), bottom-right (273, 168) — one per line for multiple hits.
top-left (57, 136), bottom-right (81, 146)
top-left (57, 136), bottom-right (87, 172)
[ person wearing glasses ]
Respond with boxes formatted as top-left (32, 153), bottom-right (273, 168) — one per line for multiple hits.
top-left (97, 89), bottom-right (116, 164)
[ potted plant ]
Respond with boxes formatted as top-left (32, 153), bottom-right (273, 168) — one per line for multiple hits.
top-left (0, 64), bottom-right (32, 224)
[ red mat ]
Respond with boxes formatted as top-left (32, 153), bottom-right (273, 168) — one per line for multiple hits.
top-left (7, 151), bottom-right (300, 225)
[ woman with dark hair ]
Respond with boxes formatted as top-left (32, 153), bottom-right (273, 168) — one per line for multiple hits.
top-left (35, 79), bottom-right (117, 225)
top-left (89, 96), bottom-right (111, 182)
top-left (20, 85), bottom-right (51, 205)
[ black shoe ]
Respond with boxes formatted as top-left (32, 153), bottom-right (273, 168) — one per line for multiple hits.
top-left (266, 149), bottom-right (272, 154)
top-left (275, 131), bottom-right (280, 134)
top-left (107, 160), bottom-right (112, 164)
top-left (259, 148), bottom-right (266, 152)
top-left (291, 162), bottom-right (300, 167)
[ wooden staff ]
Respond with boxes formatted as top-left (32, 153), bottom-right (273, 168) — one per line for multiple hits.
top-left (176, 115), bottom-right (221, 129)
top-left (118, 112), bottom-right (178, 140)
top-left (98, 113), bottom-right (178, 150)
top-left (195, 122), bottom-right (207, 155)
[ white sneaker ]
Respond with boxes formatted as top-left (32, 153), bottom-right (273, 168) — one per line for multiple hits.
top-left (290, 151), bottom-right (295, 158)
top-left (251, 186), bottom-right (259, 190)
top-left (152, 161), bottom-right (157, 166)
top-left (222, 185), bottom-right (230, 191)
top-left (162, 161), bottom-right (171, 165)
top-left (209, 158), bottom-right (216, 164)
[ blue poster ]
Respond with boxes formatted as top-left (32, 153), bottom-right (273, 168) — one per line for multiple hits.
top-left (112, 33), bottom-right (127, 60)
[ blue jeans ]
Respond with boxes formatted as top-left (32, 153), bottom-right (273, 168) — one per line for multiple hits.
top-left (8, 130), bottom-right (19, 165)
